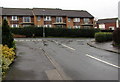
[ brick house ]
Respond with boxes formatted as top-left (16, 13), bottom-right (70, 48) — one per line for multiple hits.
top-left (96, 18), bottom-right (119, 30)
top-left (2, 8), bottom-right (34, 27)
top-left (1, 7), bottom-right (94, 28)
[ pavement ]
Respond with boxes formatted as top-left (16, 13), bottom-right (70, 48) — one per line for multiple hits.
top-left (87, 40), bottom-right (120, 54)
top-left (3, 38), bottom-right (119, 81)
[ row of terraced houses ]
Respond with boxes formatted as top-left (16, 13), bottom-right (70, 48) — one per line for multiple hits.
top-left (0, 7), bottom-right (94, 29)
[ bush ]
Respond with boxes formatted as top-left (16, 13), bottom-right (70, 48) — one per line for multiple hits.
top-left (113, 28), bottom-right (120, 45)
top-left (2, 20), bottom-right (14, 48)
top-left (0, 45), bottom-right (16, 79)
top-left (95, 32), bottom-right (112, 42)
top-left (10, 27), bottom-right (100, 38)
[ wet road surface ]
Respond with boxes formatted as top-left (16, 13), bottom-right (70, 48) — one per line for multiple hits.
top-left (5, 38), bottom-right (119, 80)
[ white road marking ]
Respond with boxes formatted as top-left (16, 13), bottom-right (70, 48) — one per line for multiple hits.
top-left (86, 54), bottom-right (120, 69)
top-left (61, 44), bottom-right (76, 51)
top-left (53, 40), bottom-right (75, 51)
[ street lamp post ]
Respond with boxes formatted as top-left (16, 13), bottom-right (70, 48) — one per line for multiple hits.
top-left (43, 25), bottom-right (45, 37)
top-left (43, 10), bottom-right (45, 37)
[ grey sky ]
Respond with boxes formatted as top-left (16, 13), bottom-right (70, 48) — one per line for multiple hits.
top-left (0, 0), bottom-right (119, 19)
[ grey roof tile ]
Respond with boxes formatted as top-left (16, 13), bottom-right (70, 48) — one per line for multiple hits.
top-left (97, 18), bottom-right (118, 24)
top-left (2, 8), bottom-right (33, 16)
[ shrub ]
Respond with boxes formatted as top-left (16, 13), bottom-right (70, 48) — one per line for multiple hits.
top-left (10, 27), bottom-right (100, 38)
top-left (2, 20), bottom-right (14, 48)
top-left (0, 45), bottom-right (16, 79)
top-left (113, 28), bottom-right (120, 45)
top-left (95, 32), bottom-right (113, 42)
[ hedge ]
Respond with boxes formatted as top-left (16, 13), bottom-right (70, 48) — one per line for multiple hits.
top-left (10, 27), bottom-right (100, 38)
top-left (95, 32), bottom-right (113, 42)
top-left (113, 28), bottom-right (120, 46)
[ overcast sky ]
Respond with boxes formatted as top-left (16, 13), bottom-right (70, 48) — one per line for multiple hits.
top-left (0, 0), bottom-right (119, 19)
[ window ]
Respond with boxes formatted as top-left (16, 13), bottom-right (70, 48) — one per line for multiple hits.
top-left (12, 16), bottom-right (18, 21)
top-left (37, 25), bottom-right (41, 27)
top-left (56, 17), bottom-right (63, 23)
top-left (44, 16), bottom-right (51, 21)
top-left (37, 16), bottom-right (41, 21)
top-left (109, 26), bottom-right (115, 30)
top-left (3, 16), bottom-right (7, 20)
top-left (83, 26), bottom-right (91, 29)
top-left (74, 18), bottom-right (80, 22)
top-left (99, 24), bottom-right (105, 30)
top-left (44, 24), bottom-right (52, 27)
top-left (68, 26), bottom-right (72, 29)
top-left (74, 26), bottom-right (80, 29)
top-left (68, 18), bottom-right (71, 22)
top-left (23, 17), bottom-right (31, 22)
top-left (23, 25), bottom-right (31, 27)
top-left (84, 18), bottom-right (90, 24)
top-left (11, 24), bottom-right (18, 28)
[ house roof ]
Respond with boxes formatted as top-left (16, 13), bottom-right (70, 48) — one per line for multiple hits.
top-left (33, 8), bottom-right (94, 18)
top-left (33, 8), bottom-right (66, 16)
top-left (0, 7), bottom-right (2, 16)
top-left (2, 8), bottom-right (33, 16)
top-left (63, 10), bottom-right (94, 18)
top-left (1, 7), bottom-right (94, 18)
top-left (97, 18), bottom-right (118, 24)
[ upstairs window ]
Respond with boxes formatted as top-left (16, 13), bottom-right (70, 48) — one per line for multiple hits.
top-left (12, 16), bottom-right (18, 21)
top-left (23, 17), bottom-right (31, 22)
top-left (3, 16), bottom-right (7, 20)
top-left (37, 16), bottom-right (41, 21)
top-left (68, 18), bottom-right (71, 22)
top-left (44, 16), bottom-right (51, 21)
top-left (74, 18), bottom-right (80, 22)
top-left (84, 18), bottom-right (90, 24)
top-left (56, 17), bottom-right (63, 23)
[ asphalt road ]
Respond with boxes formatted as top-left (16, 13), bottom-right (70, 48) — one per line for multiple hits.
top-left (5, 38), bottom-right (119, 80)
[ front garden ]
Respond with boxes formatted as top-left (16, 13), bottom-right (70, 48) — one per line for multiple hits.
top-left (0, 19), bottom-right (16, 81)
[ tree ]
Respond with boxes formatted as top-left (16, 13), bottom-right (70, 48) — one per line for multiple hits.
top-left (2, 19), bottom-right (14, 48)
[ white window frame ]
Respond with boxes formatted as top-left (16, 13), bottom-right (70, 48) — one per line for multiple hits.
top-left (23, 17), bottom-right (31, 23)
top-left (12, 16), bottom-right (18, 21)
top-left (74, 18), bottom-right (80, 22)
top-left (44, 16), bottom-right (51, 21)
top-left (56, 17), bottom-right (63, 23)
